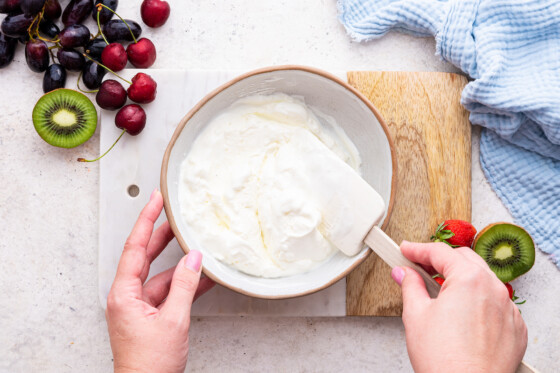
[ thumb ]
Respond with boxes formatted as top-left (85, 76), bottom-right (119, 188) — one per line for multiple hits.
top-left (392, 267), bottom-right (431, 322)
top-left (160, 250), bottom-right (203, 325)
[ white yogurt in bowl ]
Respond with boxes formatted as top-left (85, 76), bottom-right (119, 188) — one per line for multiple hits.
top-left (178, 93), bottom-right (361, 278)
top-left (161, 66), bottom-right (395, 298)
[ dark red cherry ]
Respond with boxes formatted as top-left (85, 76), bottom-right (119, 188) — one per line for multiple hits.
top-left (140, 0), bottom-right (169, 28)
top-left (126, 38), bottom-right (155, 68)
top-left (25, 39), bottom-right (49, 72)
top-left (96, 79), bottom-right (126, 110)
top-left (101, 42), bottom-right (126, 71)
top-left (115, 104), bottom-right (146, 135)
top-left (127, 72), bottom-right (156, 104)
top-left (78, 99), bottom-right (143, 163)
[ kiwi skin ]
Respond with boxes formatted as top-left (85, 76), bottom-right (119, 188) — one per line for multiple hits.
top-left (473, 222), bottom-right (535, 283)
top-left (32, 88), bottom-right (98, 149)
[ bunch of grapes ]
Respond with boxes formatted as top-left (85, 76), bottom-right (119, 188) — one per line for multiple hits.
top-left (0, 0), bottom-right (169, 91)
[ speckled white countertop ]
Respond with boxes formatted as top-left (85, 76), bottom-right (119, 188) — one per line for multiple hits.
top-left (1, 1), bottom-right (559, 372)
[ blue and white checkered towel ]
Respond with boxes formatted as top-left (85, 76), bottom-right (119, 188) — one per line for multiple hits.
top-left (339, 0), bottom-right (560, 267)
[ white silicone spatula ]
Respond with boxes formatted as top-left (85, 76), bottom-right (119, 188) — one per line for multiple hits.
top-left (298, 131), bottom-right (441, 298)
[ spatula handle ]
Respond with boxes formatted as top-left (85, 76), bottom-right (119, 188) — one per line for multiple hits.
top-left (364, 226), bottom-right (440, 298)
top-left (516, 361), bottom-right (537, 373)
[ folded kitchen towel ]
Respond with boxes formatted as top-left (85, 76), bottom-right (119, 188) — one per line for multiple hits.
top-left (338, 0), bottom-right (560, 267)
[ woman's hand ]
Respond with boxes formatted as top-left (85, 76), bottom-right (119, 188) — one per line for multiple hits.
top-left (106, 189), bottom-right (215, 373)
top-left (392, 241), bottom-right (527, 373)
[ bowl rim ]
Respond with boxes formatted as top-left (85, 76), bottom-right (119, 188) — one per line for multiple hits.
top-left (160, 65), bottom-right (397, 299)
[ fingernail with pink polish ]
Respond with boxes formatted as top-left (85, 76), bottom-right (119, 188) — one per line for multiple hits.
top-left (185, 250), bottom-right (202, 272)
top-left (150, 188), bottom-right (159, 201)
top-left (391, 267), bottom-right (405, 286)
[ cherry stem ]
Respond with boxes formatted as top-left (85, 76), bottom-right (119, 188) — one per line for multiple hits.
top-left (76, 71), bottom-right (100, 94)
top-left (96, 7), bottom-right (109, 45)
top-left (83, 53), bottom-right (132, 85)
top-left (97, 3), bottom-right (137, 43)
top-left (78, 129), bottom-right (126, 162)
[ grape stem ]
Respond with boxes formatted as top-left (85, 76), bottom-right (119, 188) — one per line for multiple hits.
top-left (96, 7), bottom-right (109, 45)
top-left (83, 53), bottom-right (132, 85)
top-left (37, 34), bottom-right (59, 43)
top-left (27, 13), bottom-right (40, 38)
top-left (78, 129), bottom-right (126, 163)
top-left (27, 4), bottom-right (46, 40)
top-left (48, 47), bottom-right (56, 64)
top-left (76, 71), bottom-right (100, 94)
top-left (97, 3), bottom-right (138, 43)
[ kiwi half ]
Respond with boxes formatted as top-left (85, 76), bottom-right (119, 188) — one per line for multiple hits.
top-left (32, 89), bottom-right (97, 148)
top-left (473, 223), bottom-right (535, 283)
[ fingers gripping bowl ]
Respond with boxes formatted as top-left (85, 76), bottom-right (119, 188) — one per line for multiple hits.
top-left (161, 66), bottom-right (396, 299)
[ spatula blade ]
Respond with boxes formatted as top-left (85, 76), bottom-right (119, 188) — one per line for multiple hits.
top-left (291, 130), bottom-right (386, 256)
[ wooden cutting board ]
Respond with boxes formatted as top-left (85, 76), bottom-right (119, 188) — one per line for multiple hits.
top-left (346, 71), bottom-right (472, 316)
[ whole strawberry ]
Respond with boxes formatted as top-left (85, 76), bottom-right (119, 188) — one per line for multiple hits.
top-left (431, 220), bottom-right (477, 248)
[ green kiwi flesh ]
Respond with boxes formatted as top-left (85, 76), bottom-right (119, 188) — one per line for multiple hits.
top-left (32, 89), bottom-right (97, 148)
top-left (474, 223), bottom-right (535, 282)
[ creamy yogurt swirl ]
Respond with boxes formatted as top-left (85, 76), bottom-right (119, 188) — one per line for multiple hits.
top-left (179, 93), bottom-right (361, 277)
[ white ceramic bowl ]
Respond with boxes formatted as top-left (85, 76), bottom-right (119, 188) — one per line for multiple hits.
top-left (161, 66), bottom-right (396, 299)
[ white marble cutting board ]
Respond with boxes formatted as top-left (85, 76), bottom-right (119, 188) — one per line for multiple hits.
top-left (98, 69), bottom-right (348, 316)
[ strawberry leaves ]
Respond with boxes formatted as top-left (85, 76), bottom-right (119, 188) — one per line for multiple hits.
top-left (430, 222), bottom-right (458, 247)
top-left (512, 290), bottom-right (526, 305)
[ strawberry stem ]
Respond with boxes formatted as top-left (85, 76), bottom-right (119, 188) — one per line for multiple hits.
top-left (78, 129), bottom-right (126, 162)
top-left (97, 3), bottom-right (137, 43)
top-left (83, 53), bottom-right (132, 85)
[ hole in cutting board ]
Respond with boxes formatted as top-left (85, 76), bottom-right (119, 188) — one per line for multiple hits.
top-left (127, 185), bottom-right (140, 197)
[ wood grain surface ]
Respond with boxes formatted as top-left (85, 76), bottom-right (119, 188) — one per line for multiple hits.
top-left (346, 71), bottom-right (472, 316)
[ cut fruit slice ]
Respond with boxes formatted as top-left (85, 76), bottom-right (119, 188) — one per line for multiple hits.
top-left (473, 222), bottom-right (535, 283)
top-left (32, 88), bottom-right (98, 148)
